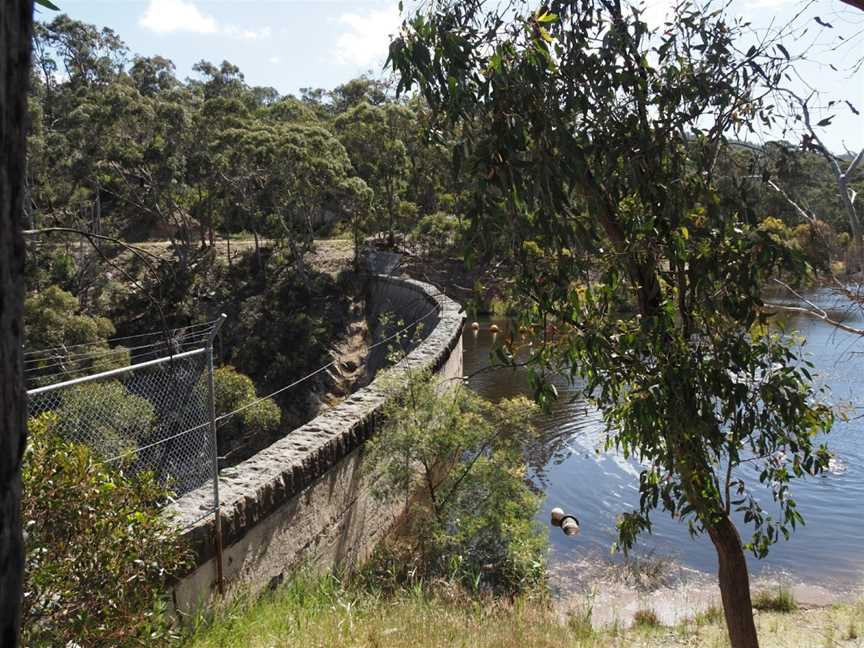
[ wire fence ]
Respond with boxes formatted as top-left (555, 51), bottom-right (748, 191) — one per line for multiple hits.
top-left (22, 277), bottom-right (448, 599)
top-left (25, 319), bottom-right (224, 527)
top-left (23, 280), bottom-right (447, 520)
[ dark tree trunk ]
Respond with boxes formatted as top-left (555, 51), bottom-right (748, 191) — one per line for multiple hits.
top-left (709, 515), bottom-right (760, 648)
top-left (226, 230), bottom-right (232, 270)
top-left (386, 179), bottom-right (396, 248)
top-left (253, 229), bottom-right (261, 273)
top-left (1, 2), bottom-right (34, 645)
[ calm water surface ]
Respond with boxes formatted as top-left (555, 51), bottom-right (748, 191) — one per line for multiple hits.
top-left (463, 288), bottom-right (864, 591)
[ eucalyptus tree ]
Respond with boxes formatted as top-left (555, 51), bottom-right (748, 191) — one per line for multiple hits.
top-left (209, 119), bottom-right (273, 269)
top-left (29, 16), bottom-right (131, 234)
top-left (129, 55), bottom-right (178, 97)
top-left (334, 102), bottom-right (413, 245)
top-left (401, 98), bottom-right (455, 215)
top-left (389, 1), bottom-right (833, 646)
top-left (37, 14), bottom-right (127, 88)
top-left (90, 83), bottom-right (194, 257)
top-left (330, 75), bottom-right (389, 113)
top-left (190, 60), bottom-right (247, 102)
top-left (267, 123), bottom-right (368, 285)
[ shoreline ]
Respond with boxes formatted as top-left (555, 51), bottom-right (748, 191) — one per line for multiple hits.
top-left (547, 551), bottom-right (863, 629)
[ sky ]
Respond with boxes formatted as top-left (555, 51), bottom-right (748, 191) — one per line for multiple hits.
top-left (40, 0), bottom-right (864, 152)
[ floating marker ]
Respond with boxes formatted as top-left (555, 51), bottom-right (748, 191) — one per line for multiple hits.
top-left (561, 515), bottom-right (580, 536)
top-left (550, 507), bottom-right (580, 536)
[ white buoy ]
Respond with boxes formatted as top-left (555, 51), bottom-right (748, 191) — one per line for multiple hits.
top-left (550, 507), bottom-right (580, 536)
top-left (490, 324), bottom-right (500, 333)
top-left (561, 515), bottom-right (580, 536)
top-left (471, 321), bottom-right (480, 331)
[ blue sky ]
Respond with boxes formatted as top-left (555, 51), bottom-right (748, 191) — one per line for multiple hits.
top-left (44, 0), bottom-right (863, 152)
top-left (49, 0), bottom-right (404, 93)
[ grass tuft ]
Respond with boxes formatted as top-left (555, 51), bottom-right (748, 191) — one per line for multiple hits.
top-left (632, 608), bottom-right (661, 628)
top-left (692, 606), bottom-right (723, 626)
top-left (752, 587), bottom-right (797, 613)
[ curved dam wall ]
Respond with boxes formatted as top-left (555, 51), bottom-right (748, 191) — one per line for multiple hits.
top-left (170, 275), bottom-right (464, 614)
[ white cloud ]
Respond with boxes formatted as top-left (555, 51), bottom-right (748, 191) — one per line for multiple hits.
top-left (140, 0), bottom-right (271, 40)
top-left (224, 25), bottom-right (272, 41)
top-left (268, 56), bottom-right (282, 64)
top-left (334, 7), bottom-right (401, 67)
top-left (139, 0), bottom-right (218, 34)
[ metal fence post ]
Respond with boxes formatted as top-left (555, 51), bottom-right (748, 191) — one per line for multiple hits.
top-left (207, 314), bottom-right (227, 596)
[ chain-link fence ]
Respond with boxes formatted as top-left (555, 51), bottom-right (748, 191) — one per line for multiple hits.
top-left (25, 319), bottom-right (224, 527)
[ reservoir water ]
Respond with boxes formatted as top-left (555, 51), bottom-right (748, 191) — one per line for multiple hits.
top-left (462, 288), bottom-right (864, 593)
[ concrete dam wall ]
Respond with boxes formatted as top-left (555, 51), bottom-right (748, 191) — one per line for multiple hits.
top-left (170, 274), bottom-right (465, 614)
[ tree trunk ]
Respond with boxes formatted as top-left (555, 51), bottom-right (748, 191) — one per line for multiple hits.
top-left (387, 180), bottom-right (396, 248)
top-left (253, 229), bottom-right (261, 273)
top-left (1, 2), bottom-right (34, 645)
top-left (94, 189), bottom-right (101, 235)
top-left (226, 230), bottom-right (232, 270)
top-left (847, 220), bottom-right (864, 275)
top-left (286, 232), bottom-right (311, 293)
top-left (708, 515), bottom-right (759, 648)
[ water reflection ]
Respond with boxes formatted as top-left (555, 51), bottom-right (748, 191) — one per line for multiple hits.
top-left (463, 289), bottom-right (864, 592)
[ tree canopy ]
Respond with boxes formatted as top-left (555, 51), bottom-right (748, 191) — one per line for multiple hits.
top-left (388, 1), bottom-right (842, 645)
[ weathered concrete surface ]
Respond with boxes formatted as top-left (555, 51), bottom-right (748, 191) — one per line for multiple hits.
top-left (169, 274), bottom-right (464, 615)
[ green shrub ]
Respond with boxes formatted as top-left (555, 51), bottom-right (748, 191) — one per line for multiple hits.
top-left (412, 211), bottom-right (464, 257)
top-left (365, 370), bottom-right (546, 595)
top-left (22, 412), bottom-right (191, 647)
top-left (55, 380), bottom-right (157, 459)
top-left (25, 285), bottom-right (115, 350)
top-left (209, 366), bottom-right (281, 451)
top-left (240, 396), bottom-right (281, 434)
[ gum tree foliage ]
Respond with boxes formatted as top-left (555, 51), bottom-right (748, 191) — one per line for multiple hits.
top-left (22, 413), bottom-right (190, 646)
top-left (24, 286), bottom-right (130, 385)
top-left (335, 102), bottom-right (413, 246)
top-left (366, 371), bottom-right (545, 594)
top-left (26, 14), bottom-right (461, 277)
top-left (389, 1), bottom-right (833, 645)
top-left (266, 123), bottom-right (367, 285)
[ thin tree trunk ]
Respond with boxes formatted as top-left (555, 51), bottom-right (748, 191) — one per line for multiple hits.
top-left (286, 231), bottom-right (310, 293)
top-left (94, 189), bottom-right (101, 235)
top-left (253, 229), bottom-right (261, 273)
top-left (226, 230), bottom-right (232, 270)
top-left (1, 2), bottom-right (34, 645)
top-left (708, 515), bottom-right (759, 648)
top-left (387, 179), bottom-right (395, 248)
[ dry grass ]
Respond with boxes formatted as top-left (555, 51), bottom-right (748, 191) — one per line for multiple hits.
top-left (632, 608), bottom-right (661, 627)
top-left (752, 587), bottom-right (797, 613)
top-left (186, 574), bottom-right (864, 648)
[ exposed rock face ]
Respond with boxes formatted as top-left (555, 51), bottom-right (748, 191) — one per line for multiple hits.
top-left (169, 275), bottom-right (464, 614)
